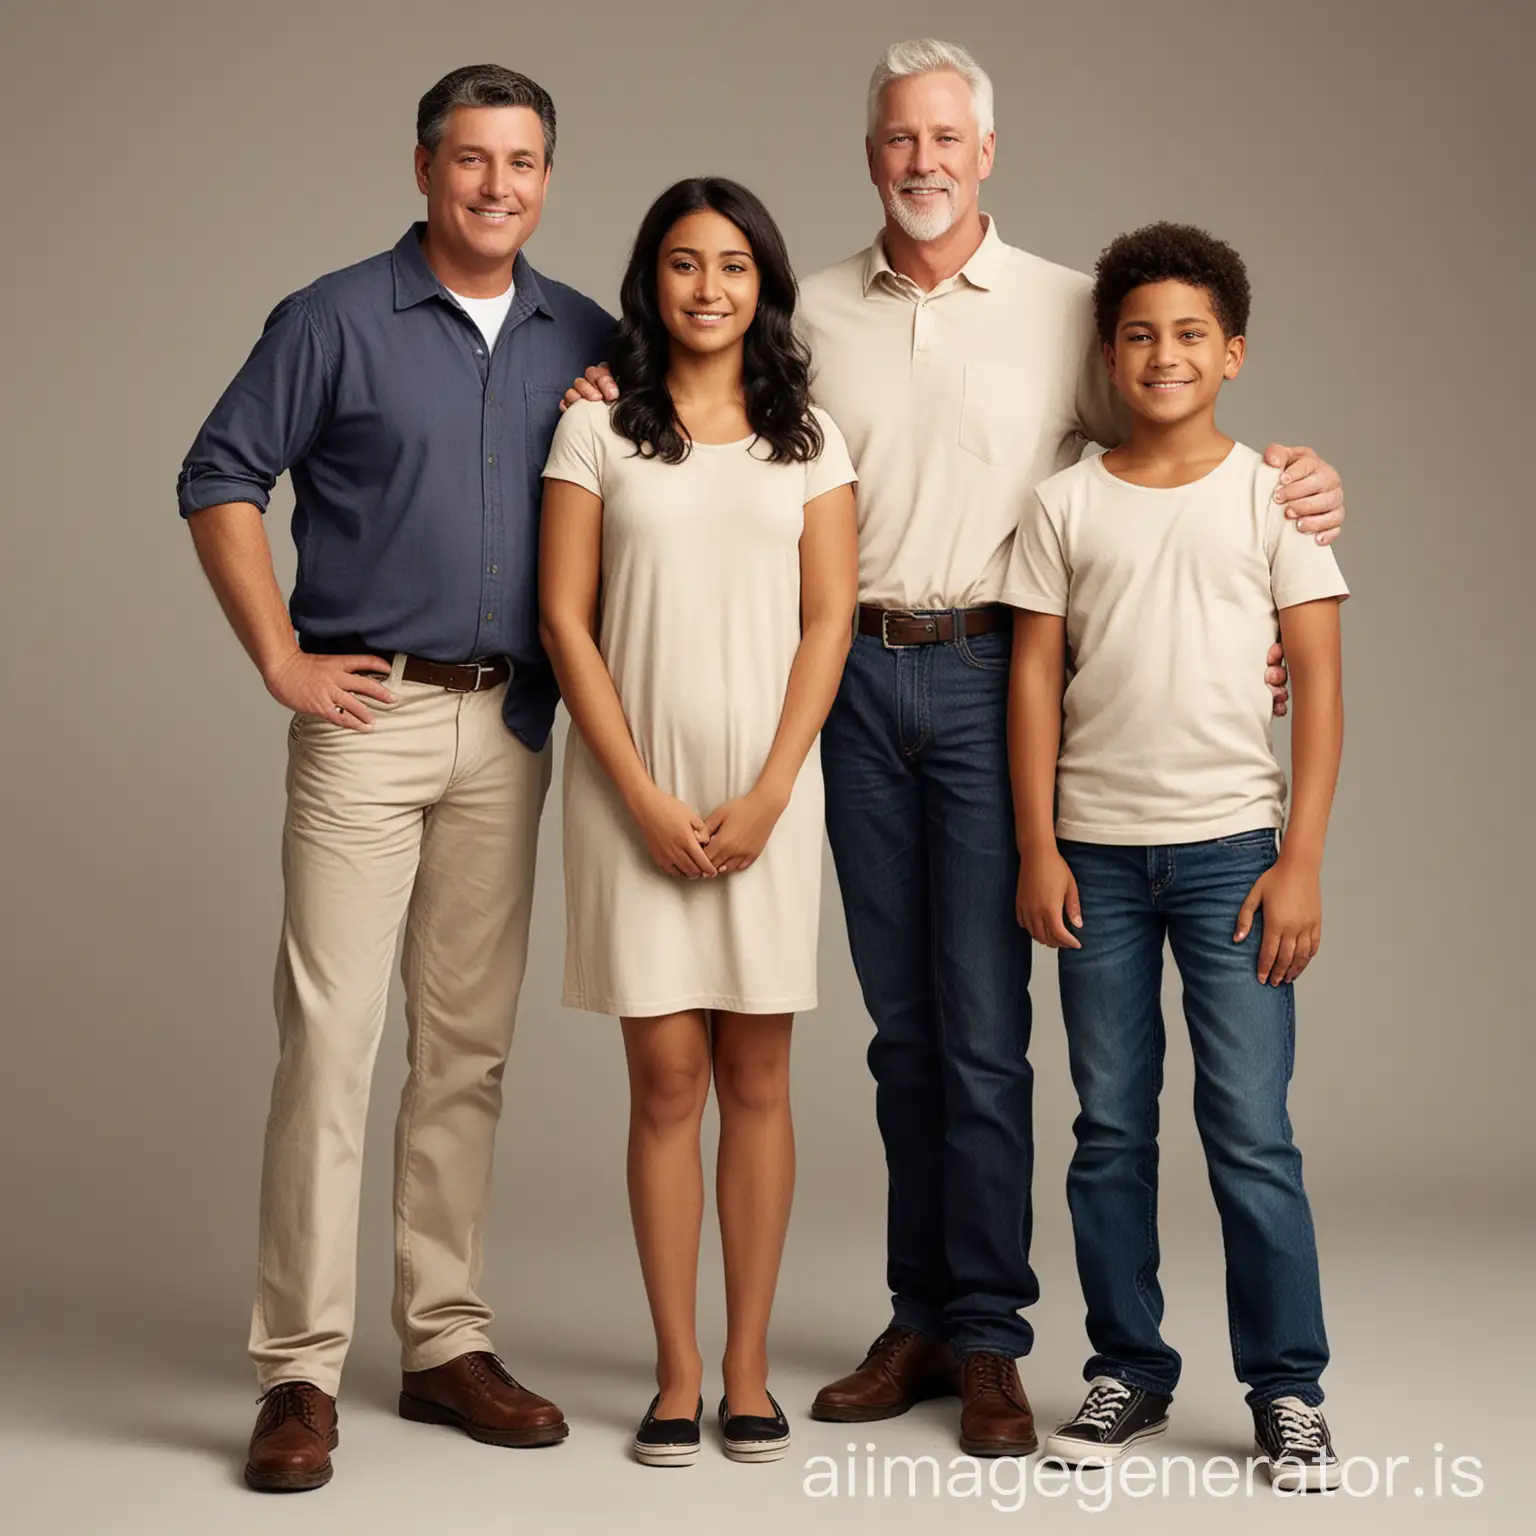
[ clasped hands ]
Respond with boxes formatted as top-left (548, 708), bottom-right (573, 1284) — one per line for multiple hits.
top-left (628, 783), bottom-right (789, 879)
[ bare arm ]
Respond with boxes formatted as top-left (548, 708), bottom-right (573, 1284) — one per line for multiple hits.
top-left (1277, 598), bottom-right (1345, 867)
top-left (187, 501), bottom-right (393, 729)
top-left (537, 476), bottom-right (715, 878)
top-left (1235, 597), bottom-right (1344, 982)
top-left (1008, 610), bottom-right (1082, 947)
top-left (703, 483), bottom-right (858, 871)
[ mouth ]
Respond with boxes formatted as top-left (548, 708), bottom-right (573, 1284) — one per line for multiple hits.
top-left (683, 311), bottom-right (731, 325)
top-left (468, 208), bottom-right (515, 223)
top-left (1142, 380), bottom-right (1195, 391)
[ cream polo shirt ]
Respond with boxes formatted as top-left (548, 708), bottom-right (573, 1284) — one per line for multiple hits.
top-left (797, 216), bottom-right (1126, 610)
top-left (1001, 443), bottom-right (1350, 844)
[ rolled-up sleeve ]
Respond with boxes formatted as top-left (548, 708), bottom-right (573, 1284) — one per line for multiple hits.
top-left (176, 292), bottom-right (334, 518)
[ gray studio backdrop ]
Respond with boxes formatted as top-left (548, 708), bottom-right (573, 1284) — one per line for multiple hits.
top-left (0, 0), bottom-right (1529, 1376)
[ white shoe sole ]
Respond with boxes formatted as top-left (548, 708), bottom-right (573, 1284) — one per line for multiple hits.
top-left (1043, 1418), bottom-right (1169, 1465)
top-left (723, 1435), bottom-right (791, 1463)
top-left (633, 1440), bottom-right (699, 1467)
top-left (1256, 1445), bottom-right (1342, 1492)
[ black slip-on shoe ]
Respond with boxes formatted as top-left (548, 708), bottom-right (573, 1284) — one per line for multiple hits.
top-left (633, 1393), bottom-right (703, 1467)
top-left (719, 1392), bottom-right (791, 1463)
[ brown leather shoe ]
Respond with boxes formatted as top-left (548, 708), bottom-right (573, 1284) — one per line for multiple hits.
top-left (810, 1325), bottom-right (959, 1423)
top-left (244, 1381), bottom-right (338, 1492)
top-left (958, 1352), bottom-right (1038, 1456)
top-left (399, 1351), bottom-right (568, 1447)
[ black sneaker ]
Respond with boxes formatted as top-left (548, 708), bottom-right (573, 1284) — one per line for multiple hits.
top-left (1253, 1396), bottom-right (1341, 1492)
top-left (1043, 1376), bottom-right (1171, 1464)
top-left (718, 1392), bottom-right (791, 1463)
top-left (632, 1393), bottom-right (703, 1467)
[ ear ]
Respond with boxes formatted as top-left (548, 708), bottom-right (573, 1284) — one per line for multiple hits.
top-left (413, 143), bottom-right (432, 198)
top-left (1102, 339), bottom-right (1117, 382)
top-left (1224, 333), bottom-right (1247, 381)
top-left (865, 136), bottom-right (877, 185)
top-left (977, 130), bottom-right (997, 184)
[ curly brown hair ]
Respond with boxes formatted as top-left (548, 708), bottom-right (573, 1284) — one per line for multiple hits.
top-left (1092, 222), bottom-right (1251, 345)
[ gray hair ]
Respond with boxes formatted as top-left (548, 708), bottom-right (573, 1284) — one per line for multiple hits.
top-left (416, 64), bottom-right (557, 168)
top-left (866, 38), bottom-right (995, 141)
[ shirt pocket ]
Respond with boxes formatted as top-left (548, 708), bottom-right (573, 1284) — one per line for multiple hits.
top-left (525, 382), bottom-right (568, 472)
top-left (958, 362), bottom-right (1030, 466)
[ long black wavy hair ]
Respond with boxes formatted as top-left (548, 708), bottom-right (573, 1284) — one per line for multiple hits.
top-left (610, 177), bottom-right (822, 465)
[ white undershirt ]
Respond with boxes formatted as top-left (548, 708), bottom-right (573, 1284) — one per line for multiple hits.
top-left (446, 281), bottom-right (515, 353)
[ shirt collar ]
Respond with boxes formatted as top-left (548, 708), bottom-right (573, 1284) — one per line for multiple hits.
top-left (391, 223), bottom-right (553, 317)
top-left (861, 212), bottom-right (1004, 295)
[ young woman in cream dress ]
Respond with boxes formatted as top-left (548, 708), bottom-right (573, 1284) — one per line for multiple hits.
top-left (539, 177), bottom-right (857, 1464)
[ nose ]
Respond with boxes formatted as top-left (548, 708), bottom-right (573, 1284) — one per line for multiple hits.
top-left (909, 136), bottom-right (939, 176)
top-left (692, 269), bottom-right (723, 303)
top-left (480, 160), bottom-right (514, 203)
top-left (1151, 338), bottom-right (1181, 369)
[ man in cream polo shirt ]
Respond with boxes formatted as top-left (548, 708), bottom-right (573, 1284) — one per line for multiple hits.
top-left (569, 38), bottom-right (1346, 1456)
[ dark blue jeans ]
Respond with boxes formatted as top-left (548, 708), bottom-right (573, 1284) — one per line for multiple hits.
top-left (821, 627), bottom-right (1036, 1358)
top-left (1057, 832), bottom-right (1330, 1407)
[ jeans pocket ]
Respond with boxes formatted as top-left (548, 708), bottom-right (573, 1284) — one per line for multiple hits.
top-left (1215, 827), bottom-right (1279, 862)
top-left (955, 631), bottom-right (1011, 671)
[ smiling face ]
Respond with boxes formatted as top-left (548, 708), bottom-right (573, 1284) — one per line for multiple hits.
top-left (866, 69), bottom-right (994, 244)
top-left (413, 105), bottom-right (550, 281)
top-left (1106, 279), bottom-right (1247, 426)
top-left (655, 207), bottom-right (760, 358)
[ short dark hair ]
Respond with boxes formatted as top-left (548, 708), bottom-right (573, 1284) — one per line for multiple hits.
top-left (416, 65), bottom-right (556, 168)
top-left (1092, 221), bottom-right (1251, 345)
top-left (610, 177), bottom-right (823, 466)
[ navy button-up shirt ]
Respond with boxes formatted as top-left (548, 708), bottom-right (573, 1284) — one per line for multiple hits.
top-left (177, 224), bottom-right (615, 748)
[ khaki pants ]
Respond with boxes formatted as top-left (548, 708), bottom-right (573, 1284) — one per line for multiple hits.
top-left (251, 654), bottom-right (551, 1393)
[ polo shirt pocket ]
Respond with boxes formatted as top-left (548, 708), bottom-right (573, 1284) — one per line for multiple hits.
top-left (958, 363), bottom-right (1027, 466)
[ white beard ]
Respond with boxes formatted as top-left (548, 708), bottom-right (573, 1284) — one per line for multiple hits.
top-left (886, 178), bottom-right (961, 243)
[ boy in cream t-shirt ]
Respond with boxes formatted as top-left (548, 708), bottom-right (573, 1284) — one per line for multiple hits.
top-left (1004, 223), bottom-right (1348, 1490)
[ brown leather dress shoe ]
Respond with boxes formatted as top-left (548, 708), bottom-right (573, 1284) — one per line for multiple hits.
top-left (244, 1381), bottom-right (338, 1492)
top-left (399, 1351), bottom-right (568, 1447)
top-left (810, 1325), bottom-right (959, 1423)
top-left (958, 1352), bottom-right (1038, 1457)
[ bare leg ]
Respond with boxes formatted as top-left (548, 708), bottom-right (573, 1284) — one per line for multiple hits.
top-left (712, 1010), bottom-right (795, 1417)
top-left (622, 1010), bottom-right (711, 1419)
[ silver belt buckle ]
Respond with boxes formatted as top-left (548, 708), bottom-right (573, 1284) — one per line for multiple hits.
top-left (881, 610), bottom-right (936, 649)
top-left (446, 660), bottom-right (496, 693)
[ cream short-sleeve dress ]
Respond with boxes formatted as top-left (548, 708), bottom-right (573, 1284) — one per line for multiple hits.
top-left (542, 399), bottom-right (857, 1018)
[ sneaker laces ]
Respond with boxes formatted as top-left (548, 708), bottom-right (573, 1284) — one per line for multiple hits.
top-left (1271, 1397), bottom-right (1327, 1455)
top-left (1073, 1377), bottom-right (1132, 1432)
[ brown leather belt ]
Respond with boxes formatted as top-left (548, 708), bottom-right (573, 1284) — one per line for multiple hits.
top-left (400, 655), bottom-right (511, 692)
top-left (857, 603), bottom-right (1012, 649)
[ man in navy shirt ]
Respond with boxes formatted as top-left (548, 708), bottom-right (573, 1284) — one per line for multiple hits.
top-left (180, 65), bottom-right (613, 1491)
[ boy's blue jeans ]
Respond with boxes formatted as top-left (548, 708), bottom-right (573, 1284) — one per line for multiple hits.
top-left (1056, 831), bottom-right (1330, 1407)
